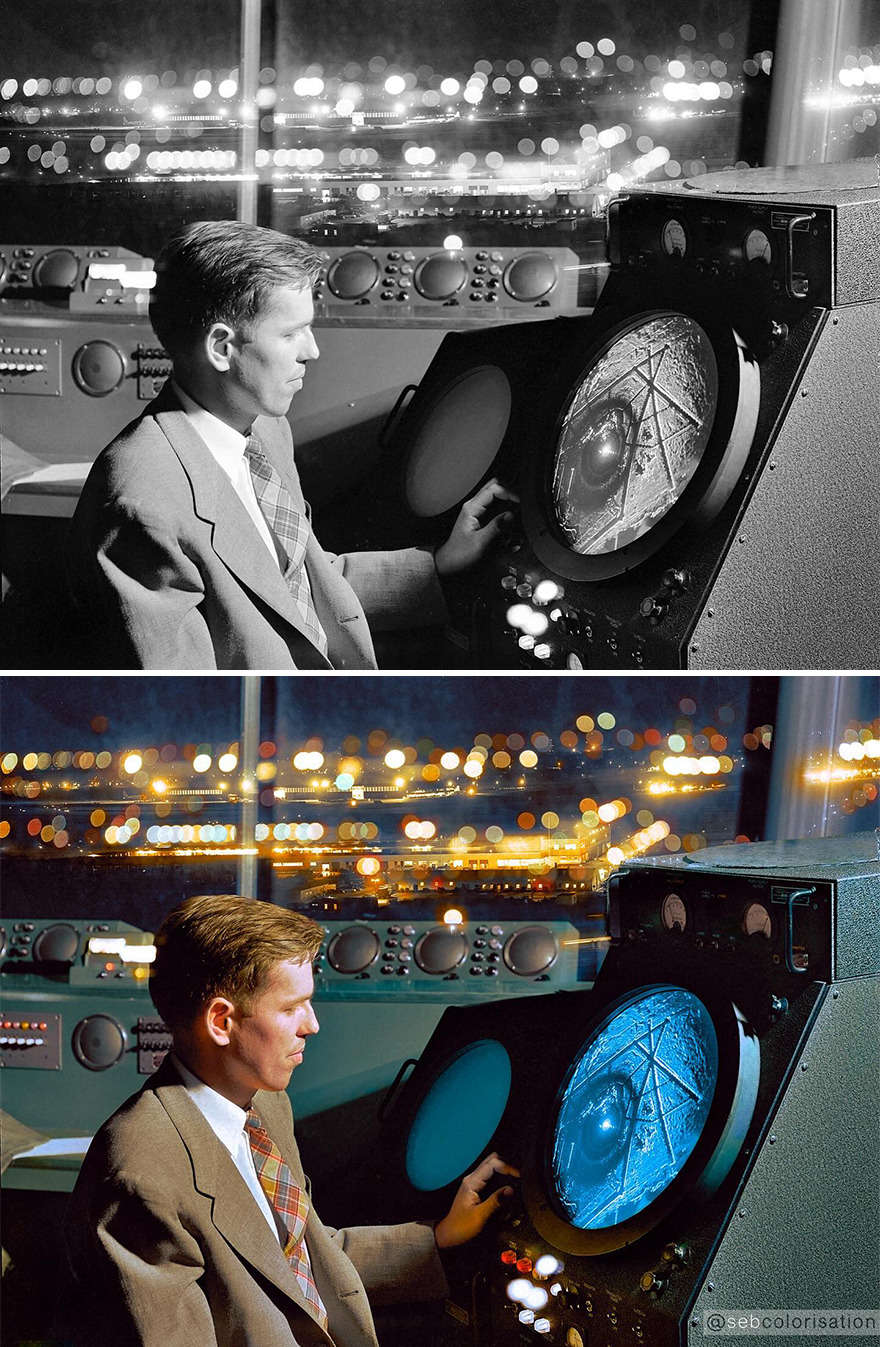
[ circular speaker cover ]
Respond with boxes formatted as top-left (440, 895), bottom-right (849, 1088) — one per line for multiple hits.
top-left (503, 926), bottom-right (559, 976)
top-left (504, 252), bottom-right (558, 301)
top-left (72, 341), bottom-right (126, 396)
top-left (414, 927), bottom-right (469, 974)
top-left (327, 926), bottom-right (381, 973)
top-left (414, 253), bottom-right (468, 300)
top-left (33, 249), bottom-right (79, 290)
top-left (327, 251), bottom-right (380, 300)
top-left (405, 1039), bottom-right (512, 1190)
top-left (33, 923), bottom-right (79, 964)
top-left (72, 1014), bottom-right (126, 1071)
top-left (404, 365), bottom-right (511, 517)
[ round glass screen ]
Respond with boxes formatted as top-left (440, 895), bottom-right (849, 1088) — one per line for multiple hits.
top-left (551, 314), bottom-right (719, 554)
top-left (405, 365), bottom-right (511, 517)
top-left (405, 1039), bottom-right (512, 1191)
top-left (550, 986), bottom-right (718, 1229)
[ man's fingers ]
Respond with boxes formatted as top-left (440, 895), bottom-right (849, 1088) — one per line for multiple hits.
top-left (465, 479), bottom-right (519, 516)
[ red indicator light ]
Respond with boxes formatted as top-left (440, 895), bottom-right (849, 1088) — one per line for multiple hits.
top-left (500, 1250), bottom-right (517, 1265)
top-left (2, 1021), bottom-right (11, 1029)
top-left (38, 1022), bottom-right (48, 1030)
top-left (516, 1259), bottom-right (533, 1273)
top-left (105, 962), bottom-right (116, 971)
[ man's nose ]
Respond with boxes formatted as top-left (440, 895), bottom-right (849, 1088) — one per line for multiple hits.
top-left (302, 331), bottom-right (320, 362)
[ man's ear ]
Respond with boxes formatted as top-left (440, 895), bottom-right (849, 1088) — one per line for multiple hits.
top-left (204, 994), bottom-right (237, 1046)
top-left (204, 322), bottom-right (237, 372)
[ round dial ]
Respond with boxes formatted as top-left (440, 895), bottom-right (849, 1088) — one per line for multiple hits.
top-left (742, 901), bottom-right (772, 938)
top-left (743, 228), bottom-right (772, 264)
top-left (567, 1331), bottom-right (585, 1347)
top-left (661, 219), bottom-right (687, 257)
top-left (566, 652), bottom-right (585, 670)
top-left (660, 893), bottom-right (687, 932)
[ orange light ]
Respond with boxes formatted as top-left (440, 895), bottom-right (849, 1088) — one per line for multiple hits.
top-left (501, 1250), bottom-right (517, 1265)
top-left (104, 961), bottom-right (116, 971)
top-left (516, 1258), bottom-right (533, 1273)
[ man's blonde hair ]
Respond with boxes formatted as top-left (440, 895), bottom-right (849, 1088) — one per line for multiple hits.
top-left (150, 894), bottom-right (324, 1031)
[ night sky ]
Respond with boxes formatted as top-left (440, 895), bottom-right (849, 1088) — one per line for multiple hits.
top-left (7, 0), bottom-right (766, 77)
top-left (3, 673), bottom-right (770, 753)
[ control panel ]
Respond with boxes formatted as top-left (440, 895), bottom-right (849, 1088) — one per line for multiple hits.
top-left (607, 190), bottom-right (842, 308)
top-left (0, 322), bottom-right (171, 403)
top-left (0, 244), bottom-right (155, 311)
top-left (480, 553), bottom-right (661, 670)
top-left (316, 245), bottom-right (586, 320)
top-left (606, 865), bottom-right (839, 983)
top-left (314, 919), bottom-right (582, 996)
top-left (0, 1011), bottom-right (62, 1071)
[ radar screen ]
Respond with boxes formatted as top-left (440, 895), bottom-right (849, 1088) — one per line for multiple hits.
top-left (405, 1038), bottom-right (512, 1190)
top-left (550, 314), bottom-right (718, 554)
top-left (405, 366), bottom-right (511, 517)
top-left (550, 986), bottom-right (717, 1229)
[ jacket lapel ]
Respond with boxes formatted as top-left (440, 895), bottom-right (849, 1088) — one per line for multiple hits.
top-left (149, 1064), bottom-right (332, 1339)
top-left (150, 388), bottom-right (332, 667)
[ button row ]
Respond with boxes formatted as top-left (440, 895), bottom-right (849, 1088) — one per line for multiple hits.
top-left (1, 1020), bottom-right (48, 1030)
top-left (1, 346), bottom-right (48, 356)
top-left (0, 1035), bottom-right (46, 1046)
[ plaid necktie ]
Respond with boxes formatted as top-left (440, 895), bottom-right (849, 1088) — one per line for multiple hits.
top-left (244, 1108), bottom-right (329, 1330)
top-left (244, 435), bottom-right (328, 657)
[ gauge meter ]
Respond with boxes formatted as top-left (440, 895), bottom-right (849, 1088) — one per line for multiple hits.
top-left (743, 228), bottom-right (772, 264)
top-left (661, 219), bottom-right (687, 257)
top-left (742, 901), bottom-right (773, 938)
top-left (660, 892), bottom-right (687, 932)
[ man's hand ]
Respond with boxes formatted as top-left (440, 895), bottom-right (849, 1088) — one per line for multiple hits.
top-left (434, 479), bottom-right (519, 577)
top-left (434, 1152), bottom-right (520, 1250)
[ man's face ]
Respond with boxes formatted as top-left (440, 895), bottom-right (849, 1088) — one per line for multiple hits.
top-left (227, 957), bottom-right (319, 1099)
top-left (228, 283), bottom-right (320, 423)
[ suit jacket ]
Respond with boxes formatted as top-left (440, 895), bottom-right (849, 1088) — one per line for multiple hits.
top-left (64, 1057), bottom-right (448, 1347)
top-left (64, 383), bottom-right (447, 669)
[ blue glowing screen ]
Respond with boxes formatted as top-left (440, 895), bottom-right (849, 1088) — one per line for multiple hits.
top-left (405, 1039), bottom-right (512, 1192)
top-left (551, 987), bottom-right (718, 1229)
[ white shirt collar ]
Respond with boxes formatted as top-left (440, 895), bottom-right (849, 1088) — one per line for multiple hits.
top-left (171, 379), bottom-right (251, 472)
top-left (171, 1052), bottom-right (250, 1153)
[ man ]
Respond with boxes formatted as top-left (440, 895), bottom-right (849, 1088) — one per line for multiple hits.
top-left (64, 221), bottom-right (515, 669)
top-left (65, 895), bottom-right (518, 1347)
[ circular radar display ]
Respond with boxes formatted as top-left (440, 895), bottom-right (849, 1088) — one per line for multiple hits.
top-left (551, 986), bottom-right (718, 1230)
top-left (551, 314), bottom-right (718, 555)
top-left (405, 1039), bottom-right (512, 1190)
